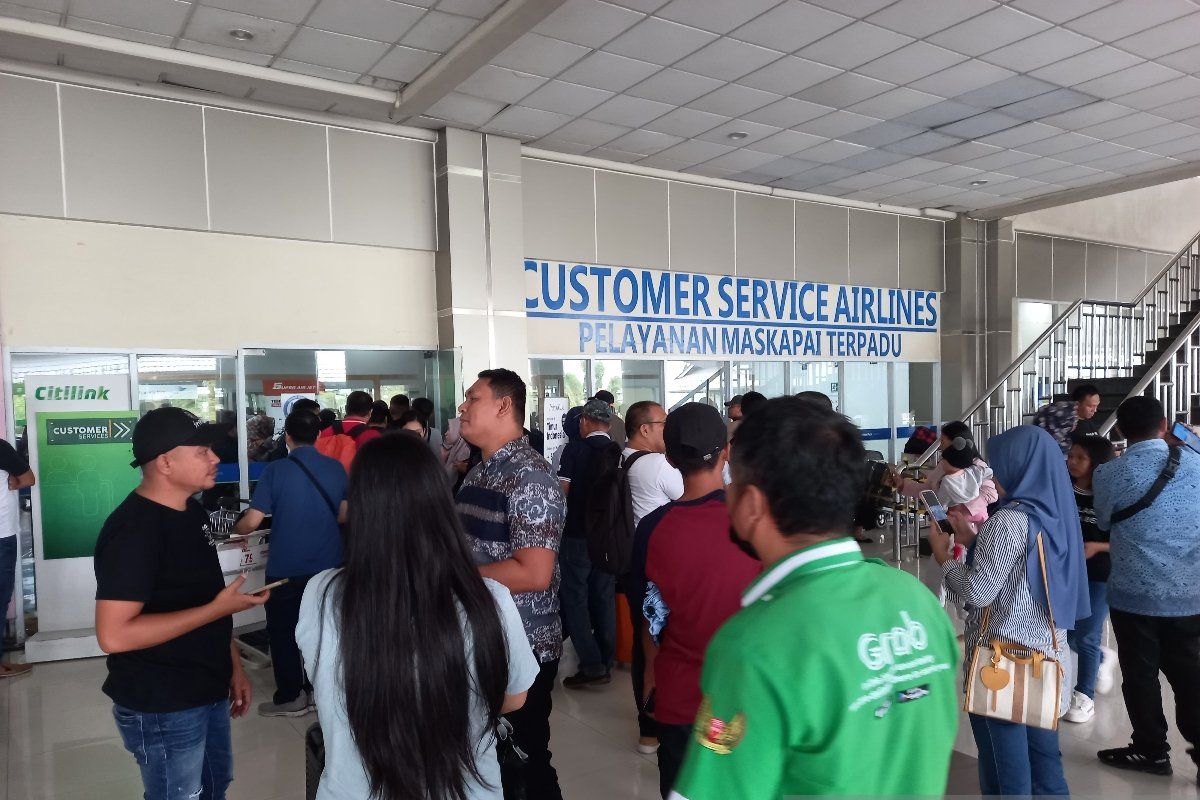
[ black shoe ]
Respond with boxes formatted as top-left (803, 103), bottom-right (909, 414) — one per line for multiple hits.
top-left (562, 671), bottom-right (611, 689)
top-left (1097, 745), bottom-right (1172, 776)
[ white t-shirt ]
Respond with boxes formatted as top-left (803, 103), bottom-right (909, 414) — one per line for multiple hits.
top-left (0, 440), bottom-right (30, 539)
top-left (623, 448), bottom-right (684, 527)
top-left (297, 571), bottom-right (539, 800)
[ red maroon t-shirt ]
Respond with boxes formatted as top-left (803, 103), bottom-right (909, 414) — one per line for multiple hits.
top-left (643, 490), bottom-right (761, 725)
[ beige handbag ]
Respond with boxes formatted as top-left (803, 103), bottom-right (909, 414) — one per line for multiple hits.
top-left (963, 533), bottom-right (1063, 731)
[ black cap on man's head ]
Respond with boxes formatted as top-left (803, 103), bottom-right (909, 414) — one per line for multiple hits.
top-left (131, 407), bottom-right (231, 467)
top-left (724, 394), bottom-right (744, 408)
top-left (665, 402), bottom-right (727, 469)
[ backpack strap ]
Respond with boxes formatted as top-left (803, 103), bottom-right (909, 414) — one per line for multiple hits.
top-left (345, 421), bottom-right (371, 441)
top-left (622, 450), bottom-right (652, 471)
top-left (1110, 445), bottom-right (1181, 524)
top-left (289, 454), bottom-right (340, 520)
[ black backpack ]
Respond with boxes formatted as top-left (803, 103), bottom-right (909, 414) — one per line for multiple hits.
top-left (585, 445), bottom-right (651, 576)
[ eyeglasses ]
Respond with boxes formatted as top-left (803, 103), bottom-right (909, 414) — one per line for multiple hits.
top-left (645, 420), bottom-right (667, 426)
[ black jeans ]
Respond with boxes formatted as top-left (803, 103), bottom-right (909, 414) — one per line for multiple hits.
top-left (657, 722), bottom-right (691, 798)
top-left (627, 593), bottom-right (658, 739)
top-left (502, 658), bottom-right (562, 800)
top-left (1109, 608), bottom-right (1200, 760)
top-left (265, 573), bottom-right (314, 705)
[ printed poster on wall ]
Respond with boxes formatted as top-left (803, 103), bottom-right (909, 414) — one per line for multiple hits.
top-left (36, 411), bottom-right (141, 559)
top-left (525, 260), bottom-right (941, 362)
top-left (541, 397), bottom-right (570, 466)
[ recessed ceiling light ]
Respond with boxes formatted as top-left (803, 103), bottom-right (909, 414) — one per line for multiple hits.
top-left (229, 28), bottom-right (255, 41)
top-left (727, 131), bottom-right (749, 140)
top-left (969, 179), bottom-right (988, 187)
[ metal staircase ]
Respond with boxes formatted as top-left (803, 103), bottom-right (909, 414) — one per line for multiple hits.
top-left (918, 228), bottom-right (1200, 463)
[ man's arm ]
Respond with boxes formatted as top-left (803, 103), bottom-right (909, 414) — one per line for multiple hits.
top-left (483, 466), bottom-right (564, 594)
top-left (95, 575), bottom-right (267, 654)
top-left (229, 640), bottom-right (252, 718)
top-left (7, 470), bottom-right (33, 491)
top-left (479, 547), bottom-right (557, 594)
top-left (233, 509), bottom-right (266, 537)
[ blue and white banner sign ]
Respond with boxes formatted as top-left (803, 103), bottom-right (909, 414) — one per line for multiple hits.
top-left (525, 260), bottom-right (940, 362)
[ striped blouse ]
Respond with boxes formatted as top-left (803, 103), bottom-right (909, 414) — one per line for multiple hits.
top-left (940, 506), bottom-right (1067, 687)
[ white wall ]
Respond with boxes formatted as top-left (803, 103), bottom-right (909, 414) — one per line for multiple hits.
top-left (0, 215), bottom-right (438, 350)
top-left (1011, 176), bottom-right (1200, 254)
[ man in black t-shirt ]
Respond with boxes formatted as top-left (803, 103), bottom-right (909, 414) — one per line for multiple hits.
top-left (95, 408), bottom-right (269, 800)
top-left (0, 437), bottom-right (35, 679)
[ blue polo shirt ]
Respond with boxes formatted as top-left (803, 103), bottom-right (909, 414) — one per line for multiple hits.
top-left (250, 445), bottom-right (347, 579)
top-left (1094, 438), bottom-right (1200, 617)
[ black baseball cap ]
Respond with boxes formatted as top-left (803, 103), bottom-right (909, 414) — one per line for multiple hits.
top-left (725, 394), bottom-right (744, 408)
top-left (131, 407), bottom-right (232, 467)
top-left (665, 402), bottom-right (727, 465)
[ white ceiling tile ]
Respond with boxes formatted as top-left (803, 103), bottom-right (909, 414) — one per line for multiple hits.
top-left (552, 118), bottom-right (631, 146)
top-left (1144, 103), bottom-right (1200, 123)
top-left (436, 0), bottom-right (503, 19)
top-left (184, 5), bottom-right (298, 55)
top-left (1064, 0), bottom-right (1196, 41)
top-left (693, 119), bottom-right (781, 146)
top-left (955, 74), bottom-right (1058, 107)
top-left (934, 111), bottom-right (1023, 138)
top-left (0, 3), bottom-right (60, 23)
top-left (744, 128), bottom-right (826, 155)
top-left (870, 177), bottom-right (936, 195)
top-left (626, 68), bottom-right (725, 104)
top-left (1143, 132), bottom-right (1200, 156)
top-left (961, 149), bottom-right (1039, 170)
top-left (804, 0), bottom-right (893, 16)
top-left (1016, 131), bottom-right (1099, 156)
top-left (1160, 43), bottom-right (1200, 74)
top-left (840, 121), bottom-right (925, 146)
top-left (401, 10), bottom-right (478, 50)
top-left (908, 59), bottom-right (1016, 98)
top-left (273, 57), bottom-right (361, 82)
top-left (202, 0), bottom-right (319, 24)
top-left (847, 87), bottom-right (944, 119)
top-left (591, 146), bottom-right (652, 163)
top-left (998, 88), bottom-right (1096, 120)
top-left (793, 109), bottom-right (881, 138)
top-left (69, 0), bottom-right (189, 36)
top-left (674, 38), bottom-right (784, 82)
top-left (493, 34), bottom-right (589, 77)
top-left (1028, 45), bottom-right (1144, 86)
top-left (976, 121), bottom-right (1063, 147)
top-left (754, 157), bottom-right (821, 178)
top-left (884, 130), bottom-right (964, 155)
top-left (585, 94), bottom-right (675, 127)
top-left (688, 83), bottom-right (781, 116)
top-left (982, 176), bottom-right (1055, 195)
top-left (700, 147), bottom-right (785, 171)
top-left (794, 72), bottom-right (894, 106)
top-left (737, 55), bottom-right (839, 95)
top-left (729, 0), bottom-right (853, 52)
top-left (894, 99), bottom-right (984, 128)
top-left (635, 152), bottom-right (696, 170)
top-left (606, 0), bottom-right (670, 11)
top-left (1074, 61), bottom-right (1186, 98)
top-left (177, 39), bottom-right (275, 65)
top-left (1113, 12), bottom-right (1200, 60)
top-left (457, 64), bottom-right (546, 104)
top-left (830, 148), bottom-right (909, 170)
top-left (283, 27), bottom-right (390, 73)
top-left (927, 6), bottom-right (1052, 57)
top-left (906, 163), bottom-right (983, 182)
top-left (684, 163), bottom-right (743, 179)
top-left (924, 141), bottom-right (1002, 163)
top-left (1007, 0), bottom-right (1114, 25)
top-left (855, 41), bottom-right (967, 85)
top-left (796, 21), bottom-right (913, 70)
top-left (425, 91), bottom-right (504, 126)
top-left (1083, 147), bottom-right (1172, 171)
top-left (827, 170), bottom-right (895, 189)
top-left (604, 17), bottom-right (717, 65)
top-left (642, 107), bottom-right (729, 137)
top-left (656, 0), bottom-right (781, 34)
top-left (1054, 140), bottom-right (1131, 162)
top-left (1037, 101), bottom-right (1134, 129)
top-left (599, 128), bottom-right (684, 154)
top-left (558, 51), bottom-right (660, 92)
top-left (793, 139), bottom-right (868, 163)
top-left (979, 27), bottom-right (1100, 73)
top-left (483, 106), bottom-right (574, 138)
top-left (1078, 112), bottom-right (1167, 139)
top-left (742, 97), bottom-right (834, 127)
top-left (534, 0), bottom-right (643, 48)
top-left (1114, 76), bottom-right (1200, 111)
top-left (1109, 154), bottom-right (1180, 173)
top-left (1030, 163), bottom-right (1106, 182)
top-left (371, 44), bottom-right (439, 82)
top-left (306, 0), bottom-right (424, 42)
top-left (656, 138), bottom-right (737, 163)
top-left (874, 156), bottom-right (946, 177)
top-left (865, 0), bottom-right (996, 38)
top-left (987, 156), bottom-right (1069, 177)
top-left (64, 16), bottom-right (174, 46)
top-left (519, 80), bottom-right (613, 116)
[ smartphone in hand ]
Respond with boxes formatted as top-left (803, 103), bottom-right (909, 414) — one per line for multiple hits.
top-left (918, 490), bottom-right (955, 535)
top-left (245, 577), bottom-right (288, 596)
top-left (1172, 422), bottom-right (1200, 455)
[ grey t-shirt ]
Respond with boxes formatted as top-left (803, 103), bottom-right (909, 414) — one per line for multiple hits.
top-left (297, 570), bottom-right (539, 800)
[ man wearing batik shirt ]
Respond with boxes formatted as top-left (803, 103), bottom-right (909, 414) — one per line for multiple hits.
top-left (1033, 384), bottom-right (1101, 454)
top-left (456, 368), bottom-right (566, 800)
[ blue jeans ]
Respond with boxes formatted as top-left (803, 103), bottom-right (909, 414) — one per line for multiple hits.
top-left (969, 713), bottom-right (1069, 796)
top-left (113, 701), bottom-right (233, 800)
top-left (559, 536), bottom-right (615, 675)
top-left (1067, 580), bottom-right (1110, 699)
top-left (0, 535), bottom-right (16, 625)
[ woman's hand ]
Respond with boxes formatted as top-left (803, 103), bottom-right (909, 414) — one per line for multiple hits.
top-left (947, 506), bottom-right (977, 548)
top-left (1083, 541), bottom-right (1109, 559)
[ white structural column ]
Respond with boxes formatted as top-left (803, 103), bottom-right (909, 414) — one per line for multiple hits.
top-left (436, 128), bottom-right (530, 387)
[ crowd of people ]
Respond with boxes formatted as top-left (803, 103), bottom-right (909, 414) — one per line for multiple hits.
top-left (71, 368), bottom-right (1200, 800)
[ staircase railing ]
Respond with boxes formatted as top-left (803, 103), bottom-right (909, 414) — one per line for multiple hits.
top-left (915, 227), bottom-right (1200, 464)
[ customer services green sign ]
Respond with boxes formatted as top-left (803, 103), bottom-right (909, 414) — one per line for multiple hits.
top-left (37, 410), bottom-right (141, 560)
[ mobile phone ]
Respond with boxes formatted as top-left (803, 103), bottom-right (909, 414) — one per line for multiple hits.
top-left (918, 490), bottom-right (955, 535)
top-left (245, 577), bottom-right (288, 596)
top-left (1172, 422), bottom-right (1200, 455)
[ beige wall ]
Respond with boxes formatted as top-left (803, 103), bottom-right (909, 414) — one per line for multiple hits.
top-left (0, 215), bottom-right (438, 350)
top-left (1011, 176), bottom-right (1200, 254)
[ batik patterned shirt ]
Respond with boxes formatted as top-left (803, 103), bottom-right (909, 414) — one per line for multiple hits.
top-left (1032, 400), bottom-right (1078, 455)
top-left (457, 436), bottom-right (565, 663)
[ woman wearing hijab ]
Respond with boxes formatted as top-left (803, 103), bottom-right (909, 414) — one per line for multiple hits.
top-left (929, 425), bottom-right (1089, 797)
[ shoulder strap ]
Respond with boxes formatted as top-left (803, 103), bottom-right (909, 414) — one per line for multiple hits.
top-left (1111, 445), bottom-right (1181, 523)
top-left (289, 455), bottom-right (339, 520)
top-left (622, 450), bottom-right (652, 471)
top-left (345, 421), bottom-right (370, 441)
top-left (1035, 533), bottom-right (1058, 651)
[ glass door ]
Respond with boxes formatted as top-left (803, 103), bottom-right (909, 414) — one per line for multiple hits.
top-left (665, 360), bottom-right (727, 411)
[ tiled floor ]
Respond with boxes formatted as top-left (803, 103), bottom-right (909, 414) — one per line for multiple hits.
top-left (3, 550), bottom-right (1198, 799)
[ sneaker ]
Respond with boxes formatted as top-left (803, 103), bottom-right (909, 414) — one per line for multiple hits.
top-left (562, 671), bottom-right (612, 689)
top-left (1063, 691), bottom-right (1095, 723)
top-left (1098, 745), bottom-right (1172, 776)
top-left (637, 737), bottom-right (660, 755)
top-left (1096, 646), bottom-right (1116, 694)
top-left (258, 695), bottom-right (313, 717)
top-left (0, 663), bottom-right (33, 678)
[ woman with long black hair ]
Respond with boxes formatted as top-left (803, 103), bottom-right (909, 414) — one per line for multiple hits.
top-left (297, 433), bottom-right (538, 800)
